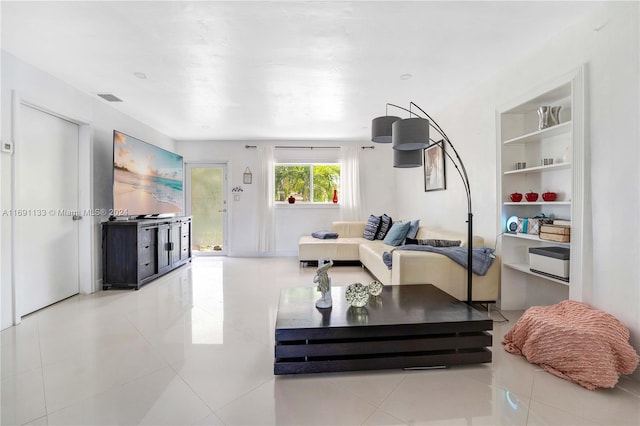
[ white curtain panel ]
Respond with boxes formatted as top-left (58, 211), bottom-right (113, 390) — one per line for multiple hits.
top-left (340, 145), bottom-right (364, 221)
top-left (257, 145), bottom-right (275, 253)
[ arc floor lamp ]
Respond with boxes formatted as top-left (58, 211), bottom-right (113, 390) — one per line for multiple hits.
top-left (371, 102), bottom-right (474, 304)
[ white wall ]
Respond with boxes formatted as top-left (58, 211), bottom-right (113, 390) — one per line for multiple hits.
top-left (0, 50), bottom-right (397, 329)
top-left (1, 51), bottom-right (176, 329)
top-left (175, 140), bottom-right (396, 256)
top-left (395, 2), bottom-right (640, 375)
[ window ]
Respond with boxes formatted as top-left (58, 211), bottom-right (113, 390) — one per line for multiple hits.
top-left (274, 164), bottom-right (340, 203)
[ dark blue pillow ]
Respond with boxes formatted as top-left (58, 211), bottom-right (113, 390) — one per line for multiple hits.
top-left (375, 214), bottom-right (393, 240)
top-left (363, 215), bottom-right (381, 240)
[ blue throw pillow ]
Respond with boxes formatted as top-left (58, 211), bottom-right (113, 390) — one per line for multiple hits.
top-left (406, 219), bottom-right (420, 239)
top-left (383, 221), bottom-right (412, 246)
top-left (311, 231), bottom-right (339, 239)
top-left (363, 215), bottom-right (381, 240)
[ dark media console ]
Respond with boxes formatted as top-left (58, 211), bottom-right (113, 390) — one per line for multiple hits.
top-left (102, 216), bottom-right (192, 290)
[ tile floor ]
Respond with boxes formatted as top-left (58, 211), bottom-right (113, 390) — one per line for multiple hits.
top-left (1, 257), bottom-right (639, 425)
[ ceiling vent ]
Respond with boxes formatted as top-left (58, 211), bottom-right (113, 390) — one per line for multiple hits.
top-left (97, 93), bottom-right (123, 102)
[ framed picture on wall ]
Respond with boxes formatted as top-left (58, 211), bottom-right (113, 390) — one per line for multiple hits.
top-left (424, 140), bottom-right (446, 192)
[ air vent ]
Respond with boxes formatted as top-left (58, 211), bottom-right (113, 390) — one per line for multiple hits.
top-left (97, 93), bottom-right (123, 102)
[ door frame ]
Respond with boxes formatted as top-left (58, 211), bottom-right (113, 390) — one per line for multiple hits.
top-left (11, 91), bottom-right (94, 324)
top-left (185, 162), bottom-right (229, 256)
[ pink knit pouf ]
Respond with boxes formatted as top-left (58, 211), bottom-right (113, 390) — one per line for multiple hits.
top-left (503, 300), bottom-right (639, 390)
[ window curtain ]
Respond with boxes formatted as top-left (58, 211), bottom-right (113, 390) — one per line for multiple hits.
top-left (257, 146), bottom-right (275, 253)
top-left (340, 146), bottom-right (364, 221)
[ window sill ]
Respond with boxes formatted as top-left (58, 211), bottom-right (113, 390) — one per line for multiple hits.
top-left (275, 203), bottom-right (340, 209)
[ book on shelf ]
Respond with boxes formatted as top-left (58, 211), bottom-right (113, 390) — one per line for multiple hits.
top-left (553, 219), bottom-right (571, 226)
top-left (540, 224), bottom-right (571, 235)
top-left (540, 232), bottom-right (570, 243)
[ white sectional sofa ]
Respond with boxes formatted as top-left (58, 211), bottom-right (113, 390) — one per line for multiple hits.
top-left (298, 221), bottom-right (499, 302)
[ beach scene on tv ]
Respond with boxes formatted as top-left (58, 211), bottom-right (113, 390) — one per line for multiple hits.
top-left (113, 130), bottom-right (183, 216)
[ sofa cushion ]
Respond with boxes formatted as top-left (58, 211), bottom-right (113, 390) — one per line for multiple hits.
top-left (332, 221), bottom-right (366, 238)
top-left (298, 236), bottom-right (363, 261)
top-left (358, 240), bottom-right (393, 285)
top-left (363, 215), bottom-right (381, 240)
top-left (383, 221), bottom-right (412, 246)
top-left (375, 214), bottom-right (393, 240)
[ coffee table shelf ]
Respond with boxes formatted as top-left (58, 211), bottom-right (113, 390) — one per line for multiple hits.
top-left (274, 284), bottom-right (492, 375)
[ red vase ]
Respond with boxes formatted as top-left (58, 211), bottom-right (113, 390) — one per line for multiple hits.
top-left (332, 189), bottom-right (338, 203)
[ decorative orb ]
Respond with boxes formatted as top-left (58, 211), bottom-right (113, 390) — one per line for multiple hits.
top-left (368, 280), bottom-right (383, 296)
top-left (345, 283), bottom-right (369, 307)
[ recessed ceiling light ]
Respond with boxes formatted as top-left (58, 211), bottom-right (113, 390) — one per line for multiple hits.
top-left (134, 72), bottom-right (147, 79)
top-left (400, 73), bottom-right (413, 80)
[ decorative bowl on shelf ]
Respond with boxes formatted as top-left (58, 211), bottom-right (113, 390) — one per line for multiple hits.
top-left (510, 192), bottom-right (523, 202)
top-left (542, 192), bottom-right (557, 201)
top-left (525, 191), bottom-right (539, 202)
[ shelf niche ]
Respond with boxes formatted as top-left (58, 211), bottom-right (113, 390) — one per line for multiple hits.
top-left (496, 66), bottom-right (586, 310)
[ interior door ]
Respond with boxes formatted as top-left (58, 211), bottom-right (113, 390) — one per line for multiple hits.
top-left (186, 163), bottom-right (228, 256)
top-left (15, 104), bottom-right (80, 316)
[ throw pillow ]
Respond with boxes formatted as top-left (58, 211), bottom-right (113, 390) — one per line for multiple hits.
top-left (406, 219), bottom-right (420, 239)
top-left (363, 215), bottom-right (381, 240)
top-left (405, 238), bottom-right (462, 247)
top-left (383, 221), bottom-right (412, 246)
top-left (311, 231), bottom-right (339, 239)
top-left (375, 214), bottom-right (393, 240)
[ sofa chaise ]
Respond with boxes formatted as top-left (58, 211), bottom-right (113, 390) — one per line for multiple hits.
top-left (299, 221), bottom-right (499, 302)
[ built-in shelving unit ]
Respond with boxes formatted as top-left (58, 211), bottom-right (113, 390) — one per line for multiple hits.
top-left (496, 66), bottom-right (586, 309)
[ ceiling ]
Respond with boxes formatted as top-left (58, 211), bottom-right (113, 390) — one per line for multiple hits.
top-left (1, 1), bottom-right (602, 141)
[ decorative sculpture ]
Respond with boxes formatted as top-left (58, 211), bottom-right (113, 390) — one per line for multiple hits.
top-left (314, 258), bottom-right (333, 309)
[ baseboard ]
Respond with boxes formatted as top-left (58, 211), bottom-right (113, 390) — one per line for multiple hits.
top-left (226, 251), bottom-right (298, 258)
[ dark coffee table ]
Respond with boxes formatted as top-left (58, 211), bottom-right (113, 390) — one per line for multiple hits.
top-left (274, 284), bottom-right (492, 374)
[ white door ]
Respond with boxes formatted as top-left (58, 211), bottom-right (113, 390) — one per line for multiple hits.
top-left (15, 104), bottom-right (80, 316)
top-left (186, 163), bottom-right (228, 256)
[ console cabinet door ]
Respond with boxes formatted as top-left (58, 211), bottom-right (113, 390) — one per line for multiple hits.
top-left (103, 225), bottom-right (138, 285)
top-left (157, 224), bottom-right (172, 274)
top-left (169, 222), bottom-right (180, 265)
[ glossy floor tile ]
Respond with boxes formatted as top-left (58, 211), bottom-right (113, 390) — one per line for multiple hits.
top-left (1, 256), bottom-right (638, 425)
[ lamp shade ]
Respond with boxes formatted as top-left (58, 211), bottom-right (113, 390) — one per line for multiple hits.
top-left (393, 148), bottom-right (423, 168)
top-left (371, 115), bottom-right (401, 143)
top-left (392, 117), bottom-right (429, 150)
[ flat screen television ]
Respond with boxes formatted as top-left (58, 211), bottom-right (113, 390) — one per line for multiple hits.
top-left (112, 130), bottom-right (184, 218)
